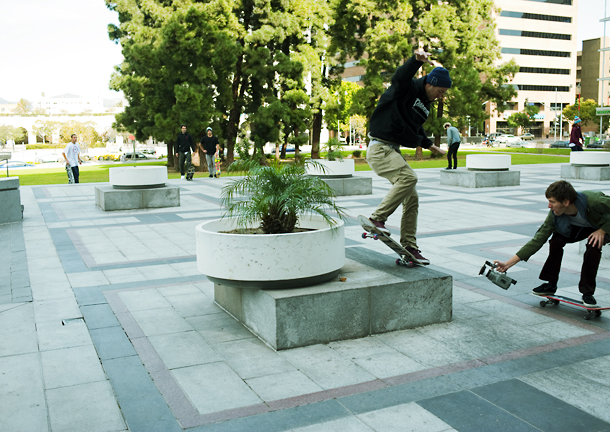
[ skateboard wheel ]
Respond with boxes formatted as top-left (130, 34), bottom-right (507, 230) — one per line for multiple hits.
top-left (395, 258), bottom-right (401, 265)
top-left (373, 234), bottom-right (379, 240)
top-left (406, 261), bottom-right (415, 268)
top-left (552, 299), bottom-right (560, 305)
top-left (584, 313), bottom-right (591, 320)
top-left (362, 233), bottom-right (367, 239)
top-left (539, 301), bottom-right (546, 308)
top-left (595, 310), bottom-right (602, 317)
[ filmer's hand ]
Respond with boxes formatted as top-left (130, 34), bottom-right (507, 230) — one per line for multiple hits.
top-left (494, 261), bottom-right (510, 272)
top-left (588, 228), bottom-right (607, 249)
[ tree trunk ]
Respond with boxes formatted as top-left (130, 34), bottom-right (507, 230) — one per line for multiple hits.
top-left (415, 146), bottom-right (422, 161)
top-left (311, 111), bottom-right (322, 159)
top-left (167, 141), bottom-right (174, 168)
top-left (435, 98), bottom-right (444, 147)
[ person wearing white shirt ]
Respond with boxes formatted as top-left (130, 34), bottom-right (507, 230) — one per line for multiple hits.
top-left (63, 134), bottom-right (83, 183)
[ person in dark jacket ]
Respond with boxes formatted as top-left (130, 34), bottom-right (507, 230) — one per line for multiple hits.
top-left (365, 49), bottom-right (449, 265)
top-left (200, 127), bottom-right (220, 178)
top-left (570, 116), bottom-right (583, 151)
top-left (495, 180), bottom-right (610, 306)
top-left (175, 125), bottom-right (196, 179)
top-left (444, 122), bottom-right (461, 170)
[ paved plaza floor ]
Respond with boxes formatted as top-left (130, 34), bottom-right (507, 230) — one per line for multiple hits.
top-left (1, 162), bottom-right (610, 432)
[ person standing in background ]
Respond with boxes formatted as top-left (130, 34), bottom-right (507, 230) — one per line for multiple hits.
top-left (443, 122), bottom-right (461, 169)
top-left (62, 134), bottom-right (82, 183)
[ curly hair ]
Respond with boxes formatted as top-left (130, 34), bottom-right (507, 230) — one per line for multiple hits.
top-left (545, 180), bottom-right (577, 204)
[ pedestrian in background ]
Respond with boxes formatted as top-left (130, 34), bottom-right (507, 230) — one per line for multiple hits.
top-left (200, 127), bottom-right (220, 178)
top-left (570, 116), bottom-right (583, 151)
top-left (62, 134), bottom-right (82, 183)
top-left (443, 122), bottom-right (461, 169)
top-left (175, 125), bottom-right (196, 179)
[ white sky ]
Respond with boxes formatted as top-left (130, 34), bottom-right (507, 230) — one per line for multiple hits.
top-left (0, 0), bottom-right (607, 103)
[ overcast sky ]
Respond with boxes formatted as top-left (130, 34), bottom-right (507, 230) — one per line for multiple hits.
top-left (0, 0), bottom-right (608, 103)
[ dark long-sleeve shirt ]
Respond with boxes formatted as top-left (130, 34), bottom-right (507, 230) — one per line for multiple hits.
top-left (176, 132), bottom-right (196, 153)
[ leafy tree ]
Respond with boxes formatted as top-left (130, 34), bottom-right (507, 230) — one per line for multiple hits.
top-left (324, 81), bottom-right (361, 136)
top-left (32, 120), bottom-right (61, 144)
top-left (107, 0), bottom-right (236, 166)
top-left (59, 121), bottom-right (101, 150)
top-left (14, 99), bottom-right (32, 115)
top-left (328, 0), bottom-right (518, 158)
top-left (507, 100), bottom-right (539, 134)
top-left (563, 98), bottom-right (599, 127)
top-left (0, 125), bottom-right (27, 146)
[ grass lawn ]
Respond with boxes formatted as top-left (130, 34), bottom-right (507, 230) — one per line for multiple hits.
top-left (5, 149), bottom-right (573, 186)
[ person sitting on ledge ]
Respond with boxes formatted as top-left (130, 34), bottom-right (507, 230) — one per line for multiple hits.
top-left (494, 180), bottom-right (610, 307)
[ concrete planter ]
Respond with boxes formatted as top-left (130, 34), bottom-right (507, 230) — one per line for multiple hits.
top-left (196, 215), bottom-right (345, 288)
top-left (306, 159), bottom-right (355, 178)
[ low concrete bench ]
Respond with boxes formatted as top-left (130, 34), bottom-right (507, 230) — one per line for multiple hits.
top-left (0, 177), bottom-right (23, 224)
top-left (306, 159), bottom-right (372, 196)
top-left (213, 259), bottom-right (452, 350)
top-left (95, 166), bottom-right (180, 211)
top-left (561, 152), bottom-right (610, 181)
top-left (440, 154), bottom-right (520, 188)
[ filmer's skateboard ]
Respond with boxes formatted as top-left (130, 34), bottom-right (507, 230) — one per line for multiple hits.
top-left (532, 293), bottom-right (609, 320)
top-left (65, 164), bottom-right (75, 184)
top-left (358, 215), bottom-right (426, 267)
top-left (186, 164), bottom-right (195, 181)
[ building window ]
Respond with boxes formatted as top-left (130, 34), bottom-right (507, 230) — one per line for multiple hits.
top-left (514, 85), bottom-right (570, 92)
top-left (502, 48), bottom-right (571, 58)
top-left (499, 29), bottom-right (571, 41)
top-left (500, 11), bottom-right (571, 23)
top-left (519, 67), bottom-right (570, 75)
top-left (523, 0), bottom-right (571, 4)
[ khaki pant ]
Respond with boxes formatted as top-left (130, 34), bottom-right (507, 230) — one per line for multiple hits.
top-left (366, 142), bottom-right (419, 249)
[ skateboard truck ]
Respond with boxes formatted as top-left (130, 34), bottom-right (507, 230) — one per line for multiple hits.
top-left (479, 261), bottom-right (517, 290)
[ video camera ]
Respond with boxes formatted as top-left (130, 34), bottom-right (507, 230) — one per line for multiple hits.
top-left (479, 261), bottom-right (517, 290)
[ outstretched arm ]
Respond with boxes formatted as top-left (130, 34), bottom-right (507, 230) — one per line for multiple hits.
top-left (494, 254), bottom-right (521, 272)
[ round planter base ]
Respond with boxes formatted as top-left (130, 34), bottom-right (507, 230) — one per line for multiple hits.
top-left (207, 269), bottom-right (340, 290)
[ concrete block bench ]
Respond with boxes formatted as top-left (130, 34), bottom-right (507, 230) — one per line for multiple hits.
top-left (95, 166), bottom-right (180, 211)
top-left (440, 154), bottom-right (520, 188)
top-left (213, 259), bottom-right (453, 350)
top-left (0, 177), bottom-right (23, 224)
top-left (561, 152), bottom-right (610, 181)
top-left (306, 159), bottom-right (372, 196)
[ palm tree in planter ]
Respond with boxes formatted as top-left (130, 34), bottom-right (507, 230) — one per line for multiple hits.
top-left (196, 160), bottom-right (348, 288)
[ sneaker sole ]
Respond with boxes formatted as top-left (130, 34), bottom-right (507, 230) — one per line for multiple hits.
top-left (532, 291), bottom-right (557, 296)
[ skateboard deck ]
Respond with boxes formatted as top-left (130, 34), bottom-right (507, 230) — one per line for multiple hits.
top-left (215, 154), bottom-right (221, 177)
top-left (532, 293), bottom-right (609, 320)
top-left (186, 164), bottom-right (196, 180)
top-left (358, 215), bottom-right (426, 267)
top-left (65, 164), bottom-right (75, 184)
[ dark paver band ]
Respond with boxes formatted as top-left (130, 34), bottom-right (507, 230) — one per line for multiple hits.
top-left (100, 278), bottom-right (610, 430)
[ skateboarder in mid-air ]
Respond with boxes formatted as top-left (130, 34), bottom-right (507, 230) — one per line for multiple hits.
top-left (365, 48), bottom-right (450, 265)
top-left (494, 180), bottom-right (610, 307)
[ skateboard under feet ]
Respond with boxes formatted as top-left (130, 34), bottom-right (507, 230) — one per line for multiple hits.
top-left (532, 293), bottom-right (609, 320)
top-left (358, 215), bottom-right (426, 267)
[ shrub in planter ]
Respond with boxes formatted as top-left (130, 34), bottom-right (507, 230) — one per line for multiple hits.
top-left (222, 160), bottom-right (346, 234)
top-left (324, 137), bottom-right (344, 161)
top-left (352, 150), bottom-right (362, 158)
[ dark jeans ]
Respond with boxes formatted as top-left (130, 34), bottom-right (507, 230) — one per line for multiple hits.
top-left (178, 152), bottom-right (192, 175)
top-left (71, 166), bottom-right (80, 183)
top-left (447, 142), bottom-right (460, 168)
top-left (539, 226), bottom-right (607, 295)
top-left (571, 145), bottom-right (583, 151)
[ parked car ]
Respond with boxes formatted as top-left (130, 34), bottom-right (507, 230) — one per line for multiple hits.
top-left (495, 134), bottom-right (522, 144)
top-left (586, 140), bottom-right (606, 149)
top-left (507, 140), bottom-right (527, 148)
top-left (0, 160), bottom-right (36, 168)
top-left (520, 133), bottom-right (535, 141)
top-left (550, 140), bottom-right (570, 148)
top-left (121, 152), bottom-right (149, 161)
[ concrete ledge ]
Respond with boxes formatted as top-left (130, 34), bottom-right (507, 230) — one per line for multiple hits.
top-left (214, 259), bottom-right (452, 350)
top-left (317, 176), bottom-right (372, 196)
top-left (0, 177), bottom-right (23, 223)
top-left (109, 166), bottom-right (168, 188)
top-left (466, 154), bottom-right (511, 170)
top-left (440, 169), bottom-right (520, 188)
top-left (95, 184), bottom-right (180, 211)
top-left (561, 165), bottom-right (610, 181)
